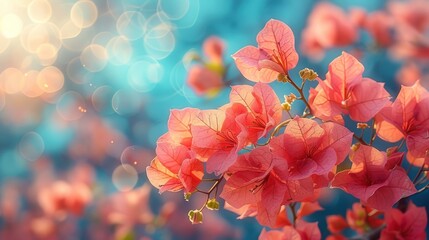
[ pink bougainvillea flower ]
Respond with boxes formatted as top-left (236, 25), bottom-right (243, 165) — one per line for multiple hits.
top-left (349, 8), bottom-right (366, 28)
top-left (146, 133), bottom-right (204, 193)
top-left (191, 103), bottom-right (249, 175)
top-left (380, 202), bottom-right (427, 240)
top-left (186, 36), bottom-right (226, 96)
top-left (331, 145), bottom-right (416, 211)
top-left (326, 235), bottom-right (347, 240)
top-left (396, 62), bottom-right (421, 86)
top-left (388, 0), bottom-right (429, 60)
top-left (221, 145), bottom-right (314, 227)
top-left (309, 51), bottom-right (390, 122)
top-left (203, 36), bottom-right (225, 64)
top-left (167, 108), bottom-right (199, 147)
top-left (346, 203), bottom-right (384, 234)
top-left (364, 11), bottom-right (394, 47)
top-left (230, 82), bottom-right (282, 142)
top-left (375, 81), bottom-right (429, 164)
top-left (270, 117), bottom-right (353, 180)
top-left (296, 201), bottom-right (323, 219)
top-left (38, 181), bottom-right (92, 217)
top-left (259, 220), bottom-right (321, 240)
top-left (301, 3), bottom-right (358, 58)
top-left (232, 19), bottom-right (299, 83)
top-left (187, 65), bottom-right (225, 96)
top-left (102, 184), bottom-right (154, 239)
top-left (326, 215), bottom-right (348, 234)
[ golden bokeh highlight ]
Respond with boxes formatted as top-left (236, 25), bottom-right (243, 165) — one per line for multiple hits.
top-left (1, 13), bottom-right (23, 39)
top-left (70, 0), bottom-right (98, 29)
top-left (56, 91), bottom-right (86, 121)
top-left (0, 68), bottom-right (25, 94)
top-left (27, 0), bottom-right (52, 23)
top-left (37, 66), bottom-right (64, 93)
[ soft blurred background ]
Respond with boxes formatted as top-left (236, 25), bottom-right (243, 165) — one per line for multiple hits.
top-left (0, 0), bottom-right (428, 239)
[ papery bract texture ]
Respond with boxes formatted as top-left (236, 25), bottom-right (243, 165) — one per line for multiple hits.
top-left (380, 202), bottom-right (427, 240)
top-left (270, 117), bottom-right (353, 180)
top-left (233, 19), bottom-right (299, 83)
top-left (230, 82), bottom-right (282, 142)
top-left (191, 103), bottom-right (248, 175)
top-left (221, 145), bottom-right (314, 227)
top-left (331, 145), bottom-right (416, 211)
top-left (146, 133), bottom-right (204, 193)
top-left (375, 81), bottom-right (429, 164)
top-left (309, 52), bottom-right (390, 122)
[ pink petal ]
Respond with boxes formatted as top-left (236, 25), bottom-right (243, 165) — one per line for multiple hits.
top-left (257, 19), bottom-right (299, 73)
top-left (327, 51), bottom-right (364, 98)
top-left (256, 175), bottom-right (287, 227)
top-left (187, 65), bottom-right (223, 96)
top-left (348, 78), bottom-right (390, 122)
top-left (146, 158), bottom-right (183, 193)
top-left (232, 46), bottom-right (279, 83)
top-left (178, 158), bottom-right (204, 193)
top-left (296, 220), bottom-right (322, 240)
top-left (156, 133), bottom-right (190, 173)
top-left (168, 108), bottom-right (199, 146)
top-left (320, 122), bottom-right (353, 164)
top-left (297, 202), bottom-right (323, 219)
top-left (203, 36), bottom-right (225, 63)
top-left (365, 167), bottom-right (416, 211)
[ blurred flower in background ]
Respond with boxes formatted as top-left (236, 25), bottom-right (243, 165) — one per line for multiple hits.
top-left (0, 0), bottom-right (428, 239)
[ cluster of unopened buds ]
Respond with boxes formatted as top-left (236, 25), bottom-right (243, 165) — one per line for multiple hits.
top-left (147, 19), bottom-right (428, 239)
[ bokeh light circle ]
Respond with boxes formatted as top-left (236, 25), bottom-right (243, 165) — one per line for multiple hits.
top-left (60, 20), bottom-right (82, 39)
top-left (36, 43), bottom-right (58, 66)
top-left (91, 85), bottom-right (115, 114)
top-left (144, 14), bottom-right (175, 59)
top-left (112, 164), bottom-right (138, 192)
top-left (158, 0), bottom-right (190, 20)
top-left (169, 0), bottom-right (200, 29)
top-left (56, 91), bottom-right (86, 121)
top-left (0, 14), bottom-right (23, 39)
top-left (22, 70), bottom-right (44, 98)
top-left (37, 66), bottom-right (64, 93)
top-left (80, 44), bottom-right (108, 72)
top-left (91, 31), bottom-right (115, 46)
top-left (0, 68), bottom-right (25, 94)
top-left (18, 132), bottom-right (45, 161)
top-left (120, 146), bottom-right (151, 173)
top-left (27, 0), bottom-right (52, 23)
top-left (70, 0), bottom-right (98, 29)
top-left (66, 57), bottom-right (89, 84)
top-left (127, 56), bottom-right (163, 92)
top-left (21, 23), bottom-right (61, 54)
top-left (116, 11), bottom-right (146, 40)
top-left (106, 36), bottom-right (132, 65)
top-left (111, 89), bottom-right (142, 116)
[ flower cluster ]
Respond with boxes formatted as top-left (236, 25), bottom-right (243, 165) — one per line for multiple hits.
top-left (301, 0), bottom-right (429, 88)
top-left (147, 19), bottom-right (428, 239)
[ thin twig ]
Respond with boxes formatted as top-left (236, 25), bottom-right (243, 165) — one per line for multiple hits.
top-left (258, 119), bottom-right (292, 146)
